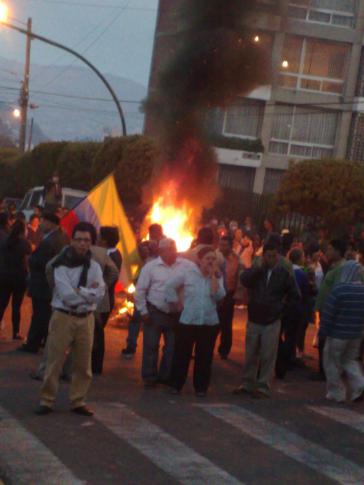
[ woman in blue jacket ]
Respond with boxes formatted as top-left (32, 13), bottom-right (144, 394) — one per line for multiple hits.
top-left (166, 246), bottom-right (225, 397)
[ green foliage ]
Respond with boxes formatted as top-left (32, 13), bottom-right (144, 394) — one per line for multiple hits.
top-left (275, 159), bottom-right (364, 230)
top-left (0, 147), bottom-right (19, 163)
top-left (208, 133), bottom-right (264, 153)
top-left (0, 136), bottom-right (161, 208)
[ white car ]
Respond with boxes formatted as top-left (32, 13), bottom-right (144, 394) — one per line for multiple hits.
top-left (19, 186), bottom-right (87, 220)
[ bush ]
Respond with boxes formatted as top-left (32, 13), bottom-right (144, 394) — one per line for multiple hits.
top-left (208, 133), bottom-right (264, 152)
top-left (0, 136), bottom-right (161, 209)
top-left (274, 159), bottom-right (364, 231)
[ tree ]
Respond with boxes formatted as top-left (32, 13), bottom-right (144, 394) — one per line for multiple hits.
top-left (274, 159), bottom-right (364, 231)
top-left (0, 136), bottom-right (161, 210)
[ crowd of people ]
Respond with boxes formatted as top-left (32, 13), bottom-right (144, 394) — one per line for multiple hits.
top-left (1, 206), bottom-right (364, 416)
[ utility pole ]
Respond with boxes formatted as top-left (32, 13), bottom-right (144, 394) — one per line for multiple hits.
top-left (2, 18), bottom-right (127, 136)
top-left (18, 17), bottom-right (32, 153)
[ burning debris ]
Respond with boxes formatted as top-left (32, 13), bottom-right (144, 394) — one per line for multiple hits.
top-left (143, 0), bottom-right (269, 241)
top-left (113, 283), bottom-right (136, 323)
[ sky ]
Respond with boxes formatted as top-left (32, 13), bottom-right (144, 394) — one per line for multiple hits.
top-left (0, 0), bottom-right (159, 87)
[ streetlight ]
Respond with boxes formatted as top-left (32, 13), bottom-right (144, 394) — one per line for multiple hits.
top-left (282, 60), bottom-right (289, 69)
top-left (0, 2), bottom-right (8, 22)
top-left (0, 3), bottom-right (127, 149)
top-left (12, 108), bottom-right (21, 118)
top-left (253, 35), bottom-right (260, 43)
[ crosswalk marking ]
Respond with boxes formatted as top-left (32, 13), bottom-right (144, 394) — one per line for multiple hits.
top-left (0, 405), bottom-right (84, 485)
top-left (92, 402), bottom-right (243, 485)
top-left (308, 406), bottom-right (364, 433)
top-left (198, 404), bottom-right (364, 485)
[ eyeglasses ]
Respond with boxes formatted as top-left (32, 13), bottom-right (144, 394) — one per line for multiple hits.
top-left (73, 238), bottom-right (92, 243)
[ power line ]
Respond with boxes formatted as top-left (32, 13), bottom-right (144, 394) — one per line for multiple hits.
top-left (0, 84), bottom-right (143, 104)
top-left (31, 7), bottom-right (118, 83)
top-left (39, 2), bottom-right (131, 89)
top-left (13, 0), bottom-right (156, 11)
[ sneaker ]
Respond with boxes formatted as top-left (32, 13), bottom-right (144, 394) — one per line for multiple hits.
top-left (233, 385), bottom-right (252, 396)
top-left (252, 390), bottom-right (270, 399)
top-left (35, 405), bottom-right (53, 415)
top-left (29, 372), bottom-right (43, 382)
top-left (72, 405), bottom-right (94, 417)
top-left (352, 389), bottom-right (364, 403)
top-left (121, 347), bottom-right (135, 359)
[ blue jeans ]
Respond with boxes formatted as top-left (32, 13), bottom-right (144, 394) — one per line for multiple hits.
top-left (142, 305), bottom-right (178, 382)
top-left (126, 310), bottom-right (141, 351)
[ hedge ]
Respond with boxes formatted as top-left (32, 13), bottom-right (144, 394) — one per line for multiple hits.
top-left (0, 136), bottom-right (161, 209)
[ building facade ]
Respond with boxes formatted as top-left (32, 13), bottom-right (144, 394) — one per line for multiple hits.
top-left (145, 0), bottom-right (364, 195)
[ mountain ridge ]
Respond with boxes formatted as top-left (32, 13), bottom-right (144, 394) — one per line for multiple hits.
top-left (0, 56), bottom-right (147, 142)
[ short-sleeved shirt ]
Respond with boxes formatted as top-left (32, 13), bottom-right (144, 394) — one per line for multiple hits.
top-left (0, 238), bottom-right (32, 280)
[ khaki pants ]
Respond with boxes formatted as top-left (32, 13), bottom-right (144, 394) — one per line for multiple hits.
top-left (324, 337), bottom-right (364, 402)
top-left (242, 320), bottom-right (281, 395)
top-left (40, 310), bottom-right (95, 409)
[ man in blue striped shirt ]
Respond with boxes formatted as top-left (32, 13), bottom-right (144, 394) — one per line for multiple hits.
top-left (319, 260), bottom-right (364, 402)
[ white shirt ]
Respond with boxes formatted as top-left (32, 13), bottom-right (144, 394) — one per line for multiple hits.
top-left (51, 260), bottom-right (105, 314)
top-left (165, 263), bottom-right (225, 325)
top-left (135, 256), bottom-right (193, 315)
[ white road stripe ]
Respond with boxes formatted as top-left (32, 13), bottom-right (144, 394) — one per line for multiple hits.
top-left (308, 406), bottom-right (364, 433)
top-left (198, 404), bottom-right (364, 485)
top-left (92, 402), bottom-right (242, 485)
top-left (0, 405), bottom-right (84, 485)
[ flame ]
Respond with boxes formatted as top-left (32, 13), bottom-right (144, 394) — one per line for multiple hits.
top-left (148, 196), bottom-right (195, 252)
top-left (127, 283), bottom-right (136, 294)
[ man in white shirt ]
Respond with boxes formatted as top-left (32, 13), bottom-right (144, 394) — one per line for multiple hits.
top-left (36, 222), bottom-right (105, 416)
top-left (135, 238), bottom-right (190, 387)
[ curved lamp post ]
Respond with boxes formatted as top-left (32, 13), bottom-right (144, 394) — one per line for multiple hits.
top-left (0, 17), bottom-right (127, 149)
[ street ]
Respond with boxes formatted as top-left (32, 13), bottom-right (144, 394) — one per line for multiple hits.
top-left (0, 303), bottom-right (363, 485)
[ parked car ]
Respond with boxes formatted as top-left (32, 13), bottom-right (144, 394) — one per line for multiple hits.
top-left (19, 186), bottom-right (87, 220)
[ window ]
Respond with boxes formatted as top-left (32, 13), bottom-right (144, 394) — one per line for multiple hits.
top-left (288, 0), bottom-right (355, 28)
top-left (223, 99), bottom-right (265, 139)
top-left (347, 114), bottom-right (364, 162)
top-left (269, 105), bottom-right (338, 159)
top-left (219, 165), bottom-right (256, 191)
top-left (29, 190), bottom-right (43, 209)
top-left (279, 36), bottom-right (349, 94)
top-left (64, 195), bottom-right (84, 210)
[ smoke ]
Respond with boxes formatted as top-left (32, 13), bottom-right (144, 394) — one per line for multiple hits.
top-left (145, 0), bottom-right (269, 211)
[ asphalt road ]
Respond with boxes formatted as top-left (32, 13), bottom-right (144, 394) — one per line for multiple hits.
top-left (0, 301), bottom-right (363, 485)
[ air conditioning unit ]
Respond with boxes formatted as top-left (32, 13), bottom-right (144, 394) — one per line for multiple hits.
top-left (215, 147), bottom-right (263, 168)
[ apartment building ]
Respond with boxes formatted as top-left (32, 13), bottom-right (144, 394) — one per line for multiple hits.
top-left (145, 0), bottom-right (364, 195)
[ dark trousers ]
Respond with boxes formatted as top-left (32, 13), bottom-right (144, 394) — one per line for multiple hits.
top-left (318, 335), bottom-right (326, 376)
top-left (0, 278), bottom-right (26, 338)
top-left (275, 306), bottom-right (299, 378)
top-left (25, 297), bottom-right (52, 352)
top-left (92, 313), bottom-right (108, 374)
top-left (217, 293), bottom-right (235, 357)
top-left (171, 323), bottom-right (219, 393)
top-left (126, 309), bottom-right (141, 351)
top-left (297, 318), bottom-right (309, 353)
top-left (142, 305), bottom-right (178, 382)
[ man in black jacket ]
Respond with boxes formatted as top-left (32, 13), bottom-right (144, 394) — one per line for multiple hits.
top-left (234, 242), bottom-right (299, 398)
top-left (19, 213), bottom-right (68, 353)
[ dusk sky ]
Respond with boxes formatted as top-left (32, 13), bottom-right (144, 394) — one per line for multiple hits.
top-left (0, 0), bottom-right (158, 86)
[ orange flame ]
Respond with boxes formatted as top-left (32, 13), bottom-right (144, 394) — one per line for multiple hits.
top-left (148, 195), bottom-right (195, 252)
